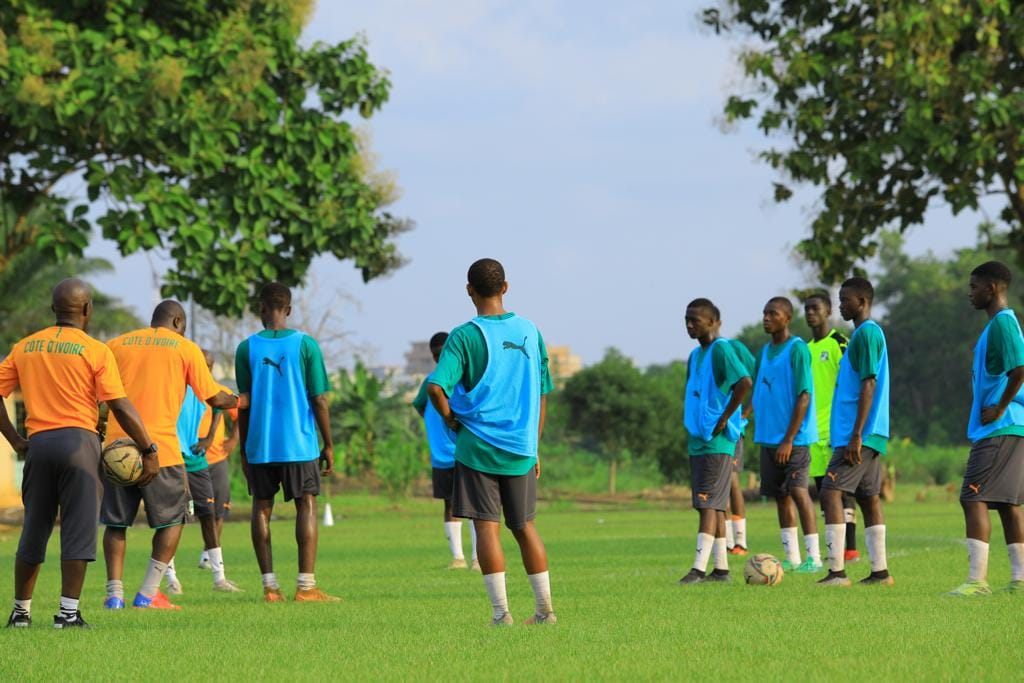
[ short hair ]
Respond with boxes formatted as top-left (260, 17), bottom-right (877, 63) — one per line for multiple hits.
top-left (429, 331), bottom-right (448, 349)
top-left (260, 282), bottom-right (292, 310)
top-left (468, 258), bottom-right (505, 297)
top-left (971, 261), bottom-right (1012, 286)
top-left (151, 299), bottom-right (184, 325)
top-left (840, 277), bottom-right (874, 303)
top-left (686, 298), bottom-right (717, 320)
top-left (766, 296), bottom-right (793, 317)
top-left (803, 291), bottom-right (831, 310)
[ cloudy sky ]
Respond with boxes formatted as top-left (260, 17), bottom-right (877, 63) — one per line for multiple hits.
top-left (88, 1), bottom-right (982, 367)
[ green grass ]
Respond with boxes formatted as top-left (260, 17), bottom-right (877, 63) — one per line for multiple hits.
top-left (1, 491), bottom-right (1022, 680)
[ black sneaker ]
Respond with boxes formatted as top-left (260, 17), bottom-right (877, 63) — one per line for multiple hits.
top-left (706, 569), bottom-right (731, 583)
top-left (678, 568), bottom-right (706, 585)
top-left (53, 611), bottom-right (90, 629)
top-left (6, 610), bottom-right (31, 628)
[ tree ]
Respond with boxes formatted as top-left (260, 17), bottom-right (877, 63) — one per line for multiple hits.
top-left (561, 349), bottom-right (667, 494)
top-left (0, 2), bottom-right (409, 316)
top-left (642, 361), bottom-right (690, 484)
top-left (0, 246), bottom-right (141, 348)
top-left (703, 2), bottom-right (1024, 281)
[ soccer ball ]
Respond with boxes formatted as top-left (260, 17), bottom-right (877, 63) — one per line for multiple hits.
top-left (744, 553), bottom-right (784, 586)
top-left (101, 439), bottom-right (143, 486)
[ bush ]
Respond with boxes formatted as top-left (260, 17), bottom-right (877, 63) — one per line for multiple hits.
top-left (887, 439), bottom-right (964, 485)
top-left (375, 431), bottom-right (428, 499)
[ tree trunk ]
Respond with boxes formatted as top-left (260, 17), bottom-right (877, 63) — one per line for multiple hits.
top-left (608, 456), bottom-right (617, 496)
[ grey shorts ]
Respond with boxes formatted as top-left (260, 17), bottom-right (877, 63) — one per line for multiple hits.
top-left (247, 459), bottom-right (321, 502)
top-left (961, 436), bottom-right (1024, 506)
top-left (187, 468), bottom-right (216, 519)
top-left (101, 464), bottom-right (188, 529)
top-left (759, 446), bottom-right (811, 497)
top-left (18, 428), bottom-right (102, 565)
top-left (208, 459), bottom-right (232, 518)
top-left (451, 461), bottom-right (537, 530)
top-left (732, 438), bottom-right (745, 473)
top-left (690, 454), bottom-right (732, 511)
top-left (820, 446), bottom-right (883, 498)
top-left (432, 466), bottom-right (455, 500)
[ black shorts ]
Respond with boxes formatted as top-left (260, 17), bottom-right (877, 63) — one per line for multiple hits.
top-left (208, 459), bottom-right (232, 519)
top-left (732, 439), bottom-right (745, 473)
top-left (432, 466), bottom-right (455, 500)
top-left (247, 459), bottom-right (321, 502)
top-left (18, 428), bottom-right (102, 565)
top-left (101, 464), bottom-right (188, 529)
top-left (187, 468), bottom-right (216, 519)
top-left (690, 454), bottom-right (732, 511)
top-left (759, 446), bottom-right (811, 497)
top-left (961, 436), bottom-right (1024, 506)
top-left (451, 461), bottom-right (537, 530)
top-left (820, 446), bottom-right (883, 498)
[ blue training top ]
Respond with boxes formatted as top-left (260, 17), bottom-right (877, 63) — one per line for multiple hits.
top-left (684, 338), bottom-right (744, 444)
top-left (245, 331), bottom-right (320, 464)
top-left (423, 372), bottom-right (457, 468)
top-left (177, 386), bottom-right (209, 472)
top-left (968, 309), bottom-right (1024, 443)
top-left (830, 321), bottom-right (889, 448)
top-left (448, 315), bottom-right (542, 458)
top-left (752, 338), bottom-right (817, 447)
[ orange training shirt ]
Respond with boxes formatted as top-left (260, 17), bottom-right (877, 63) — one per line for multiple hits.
top-left (200, 383), bottom-right (237, 465)
top-left (105, 327), bottom-right (219, 468)
top-left (0, 326), bottom-right (126, 436)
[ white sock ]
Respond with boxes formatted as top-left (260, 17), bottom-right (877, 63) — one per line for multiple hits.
top-left (262, 572), bottom-right (280, 590)
top-left (713, 537), bottom-right (729, 571)
top-left (1007, 543), bottom-right (1024, 581)
top-left (966, 538), bottom-right (989, 582)
top-left (527, 571), bottom-right (552, 616)
top-left (297, 572), bottom-right (315, 590)
top-left (199, 549), bottom-right (210, 567)
top-left (482, 572), bottom-right (509, 620)
top-left (13, 598), bottom-right (30, 616)
top-left (733, 518), bottom-right (747, 548)
top-left (59, 596), bottom-right (79, 619)
top-left (725, 519), bottom-right (735, 549)
top-left (864, 524), bottom-right (887, 572)
top-left (692, 532), bottom-right (714, 573)
top-left (445, 521), bottom-right (465, 560)
top-left (139, 558), bottom-right (169, 598)
top-left (826, 524), bottom-right (846, 572)
top-left (470, 522), bottom-right (478, 561)
top-left (844, 507), bottom-right (856, 524)
top-left (208, 547), bottom-right (225, 583)
top-left (106, 580), bottom-right (124, 600)
top-left (164, 558), bottom-right (178, 581)
top-left (781, 527), bottom-right (800, 564)
top-left (804, 533), bottom-right (821, 563)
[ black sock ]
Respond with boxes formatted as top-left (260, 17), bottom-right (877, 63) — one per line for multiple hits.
top-left (846, 522), bottom-right (857, 550)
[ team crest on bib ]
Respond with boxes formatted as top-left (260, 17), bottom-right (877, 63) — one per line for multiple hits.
top-left (820, 351), bottom-right (829, 361)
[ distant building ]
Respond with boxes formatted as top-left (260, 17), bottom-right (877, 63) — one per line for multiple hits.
top-left (404, 341), bottom-right (435, 377)
top-left (548, 345), bottom-right (582, 386)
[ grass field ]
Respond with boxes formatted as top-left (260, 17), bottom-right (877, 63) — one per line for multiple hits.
top-left (1, 490), bottom-right (1022, 681)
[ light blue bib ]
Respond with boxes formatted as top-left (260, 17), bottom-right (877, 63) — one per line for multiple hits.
top-left (752, 338), bottom-right (817, 446)
top-left (684, 338), bottom-right (743, 444)
top-left (245, 332), bottom-right (320, 464)
top-left (448, 315), bottom-right (542, 458)
top-left (423, 373), bottom-right (457, 468)
top-left (177, 386), bottom-right (209, 472)
top-left (968, 309), bottom-right (1024, 443)
top-left (830, 321), bottom-right (889, 448)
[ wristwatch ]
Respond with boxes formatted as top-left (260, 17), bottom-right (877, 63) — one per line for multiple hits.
top-left (141, 443), bottom-right (158, 458)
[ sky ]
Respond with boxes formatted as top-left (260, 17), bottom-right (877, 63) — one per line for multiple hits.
top-left (86, 1), bottom-right (985, 368)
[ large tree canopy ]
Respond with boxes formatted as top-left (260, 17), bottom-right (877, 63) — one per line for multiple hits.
top-left (704, 1), bottom-right (1024, 282)
top-left (0, 0), bottom-right (408, 315)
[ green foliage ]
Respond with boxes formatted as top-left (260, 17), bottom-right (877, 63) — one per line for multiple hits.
top-left (887, 438), bottom-right (964, 486)
top-left (704, 1), bottom-right (1024, 280)
top-left (642, 360), bottom-right (690, 484)
top-left (329, 361), bottom-right (425, 495)
top-left (0, 245), bottom-right (141, 348)
top-left (0, 2), bottom-right (408, 315)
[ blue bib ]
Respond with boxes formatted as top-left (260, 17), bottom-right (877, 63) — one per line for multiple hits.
top-left (968, 309), bottom-right (1024, 443)
top-left (684, 338), bottom-right (743, 444)
top-left (448, 316), bottom-right (542, 458)
top-left (177, 386), bottom-right (209, 472)
top-left (423, 373), bottom-right (457, 468)
top-left (752, 338), bottom-right (817, 446)
top-left (245, 332), bottom-right (320, 464)
top-left (830, 321), bottom-right (889, 448)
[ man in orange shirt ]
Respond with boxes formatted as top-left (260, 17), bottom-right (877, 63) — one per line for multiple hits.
top-left (0, 279), bottom-right (155, 629)
top-left (101, 300), bottom-right (238, 610)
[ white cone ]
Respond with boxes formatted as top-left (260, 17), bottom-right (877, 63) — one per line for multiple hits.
top-left (322, 502), bottom-right (335, 527)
